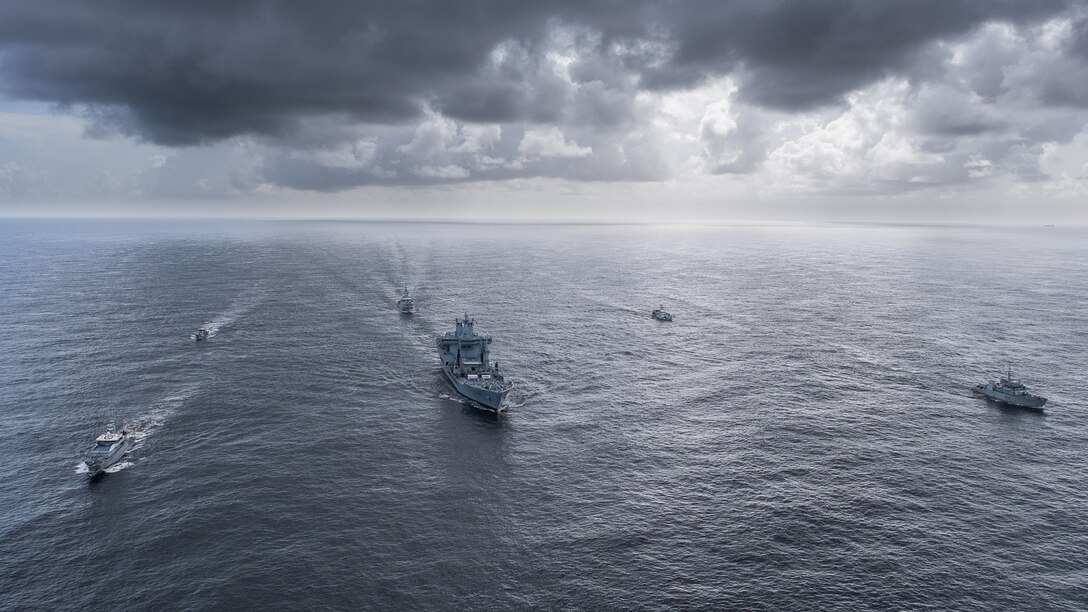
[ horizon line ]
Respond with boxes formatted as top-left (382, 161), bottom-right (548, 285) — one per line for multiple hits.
top-left (0, 215), bottom-right (1080, 230)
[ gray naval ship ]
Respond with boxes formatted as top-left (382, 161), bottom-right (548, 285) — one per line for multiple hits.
top-left (437, 315), bottom-right (512, 412)
top-left (84, 430), bottom-right (134, 478)
top-left (397, 286), bottom-right (415, 314)
top-left (975, 368), bottom-right (1048, 410)
top-left (651, 305), bottom-right (673, 321)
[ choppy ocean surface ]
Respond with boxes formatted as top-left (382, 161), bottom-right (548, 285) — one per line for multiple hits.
top-left (1, 219), bottom-right (1086, 610)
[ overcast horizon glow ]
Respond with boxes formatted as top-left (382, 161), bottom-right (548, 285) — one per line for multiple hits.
top-left (2, 1), bottom-right (1088, 222)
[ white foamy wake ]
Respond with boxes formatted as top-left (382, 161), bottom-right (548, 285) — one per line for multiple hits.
top-left (196, 282), bottom-right (267, 339)
top-left (125, 382), bottom-right (200, 444)
top-left (104, 460), bottom-right (133, 474)
top-left (73, 460), bottom-right (133, 475)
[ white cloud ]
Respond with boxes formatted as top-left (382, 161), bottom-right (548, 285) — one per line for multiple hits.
top-left (965, 155), bottom-right (994, 179)
top-left (0, 161), bottom-right (49, 197)
top-left (415, 164), bottom-right (470, 179)
top-left (291, 139), bottom-right (379, 169)
top-left (397, 112), bottom-right (458, 159)
top-left (450, 124), bottom-right (502, 153)
top-left (517, 126), bottom-right (591, 158)
top-left (763, 79), bottom-right (951, 192)
top-left (697, 82), bottom-right (744, 170)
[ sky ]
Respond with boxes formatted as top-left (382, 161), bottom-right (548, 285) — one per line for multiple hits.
top-left (1, 0), bottom-right (1088, 222)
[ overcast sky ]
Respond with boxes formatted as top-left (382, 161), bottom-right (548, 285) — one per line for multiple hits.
top-left (2, 0), bottom-right (1088, 222)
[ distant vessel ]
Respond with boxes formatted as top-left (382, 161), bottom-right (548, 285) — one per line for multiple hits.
top-left (194, 327), bottom-right (209, 341)
top-left (651, 305), bottom-right (673, 321)
top-left (975, 368), bottom-right (1048, 410)
top-left (84, 430), bottom-right (134, 478)
top-left (436, 315), bottom-right (512, 412)
top-left (397, 286), bottom-right (415, 314)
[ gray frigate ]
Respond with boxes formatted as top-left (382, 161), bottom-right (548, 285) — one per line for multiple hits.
top-left (436, 315), bottom-right (512, 412)
top-left (975, 368), bottom-right (1048, 410)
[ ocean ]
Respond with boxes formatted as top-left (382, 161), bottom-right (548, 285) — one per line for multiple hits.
top-left (1, 219), bottom-right (1086, 610)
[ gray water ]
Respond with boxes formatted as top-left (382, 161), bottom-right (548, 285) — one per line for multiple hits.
top-left (1, 220), bottom-right (1086, 610)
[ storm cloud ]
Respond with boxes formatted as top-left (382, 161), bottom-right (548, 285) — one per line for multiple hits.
top-left (1, 0), bottom-right (1087, 196)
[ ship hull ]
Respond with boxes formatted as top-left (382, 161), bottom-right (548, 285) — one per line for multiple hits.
top-left (441, 366), bottom-right (509, 412)
top-left (975, 385), bottom-right (1048, 410)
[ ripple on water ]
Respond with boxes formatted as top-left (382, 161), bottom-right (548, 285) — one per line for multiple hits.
top-left (0, 220), bottom-right (1086, 610)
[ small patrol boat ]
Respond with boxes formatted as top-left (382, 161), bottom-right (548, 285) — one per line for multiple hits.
top-left (436, 315), bottom-right (512, 412)
top-left (651, 305), bottom-right (673, 321)
top-left (84, 430), bottom-right (134, 478)
top-left (975, 368), bottom-right (1048, 410)
top-left (194, 327), bottom-right (210, 342)
top-left (397, 286), bottom-right (415, 314)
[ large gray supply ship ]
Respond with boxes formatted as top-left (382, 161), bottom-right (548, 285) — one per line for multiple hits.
top-left (436, 315), bottom-right (512, 412)
top-left (975, 368), bottom-right (1048, 410)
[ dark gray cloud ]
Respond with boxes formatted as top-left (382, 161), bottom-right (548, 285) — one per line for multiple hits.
top-left (639, 0), bottom-right (1073, 108)
top-left (4, 0), bottom-right (1088, 201)
top-left (0, 0), bottom-right (1076, 146)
